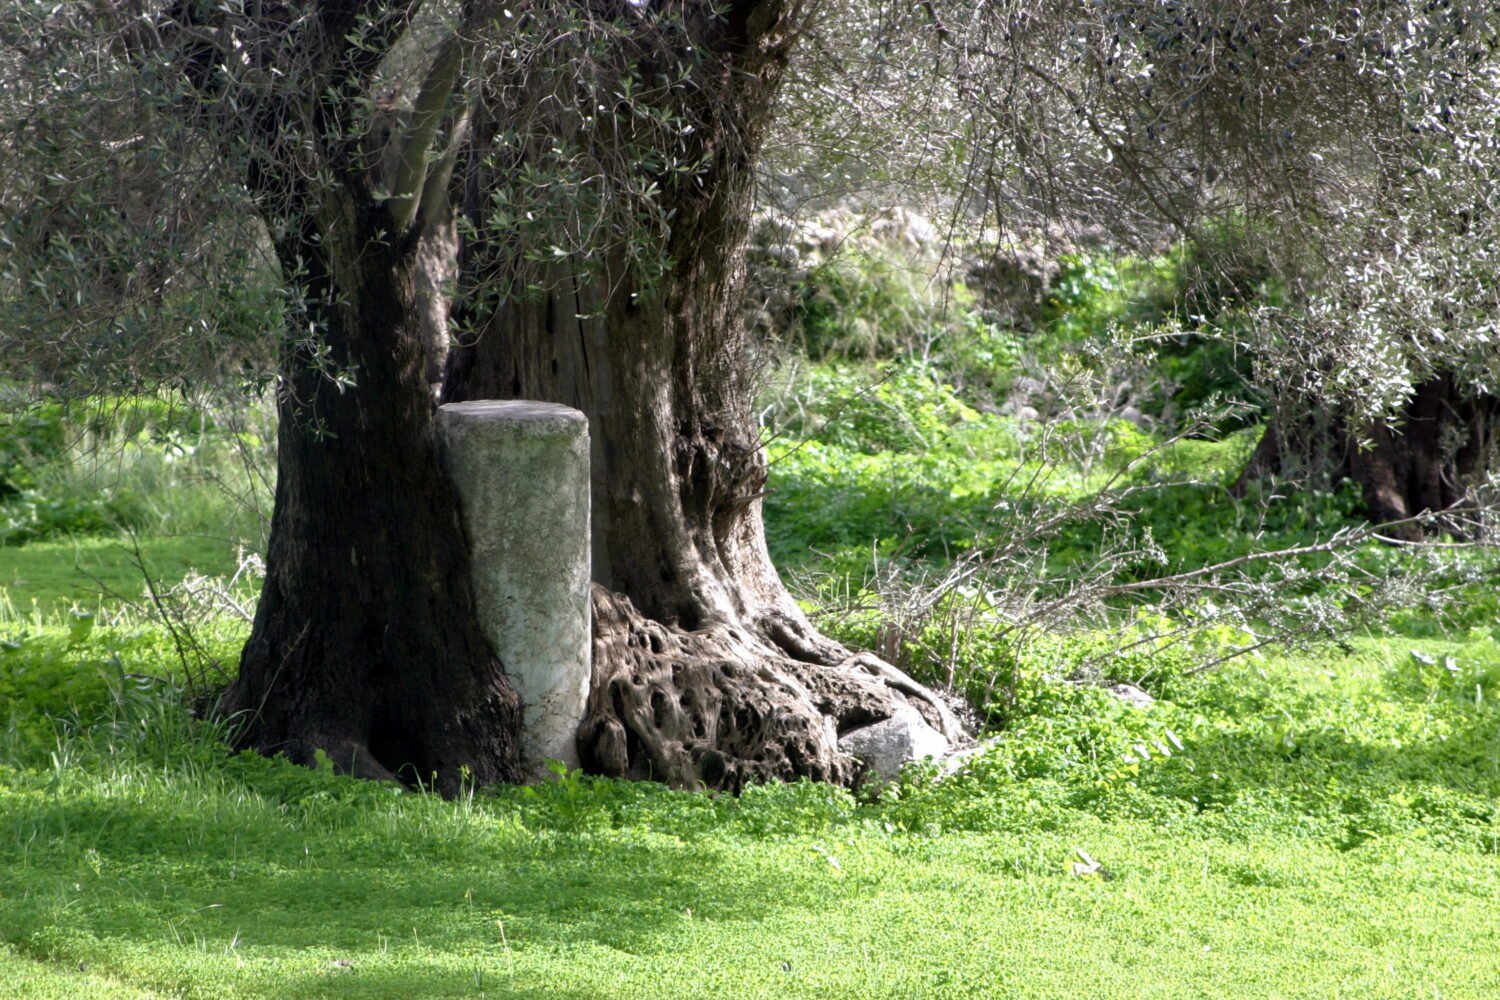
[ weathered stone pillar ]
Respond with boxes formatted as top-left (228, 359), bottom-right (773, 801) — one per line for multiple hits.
top-left (436, 401), bottom-right (591, 778)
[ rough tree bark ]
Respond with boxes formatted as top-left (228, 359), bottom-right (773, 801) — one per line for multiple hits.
top-left (1235, 375), bottom-right (1499, 542)
top-left (223, 195), bottom-right (522, 789)
top-left (182, 2), bottom-right (524, 790)
top-left (445, 0), bottom-right (965, 790)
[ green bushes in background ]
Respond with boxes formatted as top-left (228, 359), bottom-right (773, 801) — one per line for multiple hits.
top-left (0, 395), bottom-right (268, 547)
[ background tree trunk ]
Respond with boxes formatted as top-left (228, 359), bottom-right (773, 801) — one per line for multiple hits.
top-left (445, 0), bottom-right (964, 789)
top-left (1235, 375), bottom-right (1499, 542)
top-left (224, 193), bottom-right (522, 792)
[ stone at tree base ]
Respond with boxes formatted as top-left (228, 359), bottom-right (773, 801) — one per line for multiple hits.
top-left (1108, 682), bottom-right (1156, 710)
top-left (937, 737), bottom-right (1002, 777)
top-left (836, 704), bottom-right (950, 782)
top-left (580, 589), bottom-right (969, 790)
top-left (436, 401), bottom-right (591, 779)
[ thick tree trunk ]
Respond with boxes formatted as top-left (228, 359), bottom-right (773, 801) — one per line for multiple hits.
top-left (158, 0), bottom-right (524, 792)
top-left (445, 0), bottom-right (964, 789)
top-left (445, 256), bottom-right (963, 790)
top-left (1235, 375), bottom-right (1499, 541)
top-left (223, 196), bottom-right (522, 792)
top-left (415, 212), bottom-right (458, 391)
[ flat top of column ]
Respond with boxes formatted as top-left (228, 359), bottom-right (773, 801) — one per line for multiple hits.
top-left (438, 400), bottom-right (588, 435)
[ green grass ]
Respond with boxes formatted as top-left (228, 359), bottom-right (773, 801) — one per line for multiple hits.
top-left (1, 786), bottom-right (1494, 998)
top-left (0, 621), bottom-right (1496, 998)
top-left (2, 261), bottom-right (1497, 996)
top-left (0, 535), bottom-right (249, 620)
top-left (760, 358), bottom-right (1290, 586)
top-left (0, 946), bottom-right (172, 999)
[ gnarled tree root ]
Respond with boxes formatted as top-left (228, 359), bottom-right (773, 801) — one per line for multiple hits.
top-left (578, 586), bottom-right (969, 791)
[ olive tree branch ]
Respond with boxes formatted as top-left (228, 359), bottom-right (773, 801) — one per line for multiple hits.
top-left (390, 31), bottom-right (466, 235)
top-left (1100, 506), bottom-right (1477, 597)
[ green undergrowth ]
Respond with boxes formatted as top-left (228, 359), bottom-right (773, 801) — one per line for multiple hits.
top-left (0, 396), bottom-right (267, 550)
top-left (1, 617), bottom-right (1498, 997)
top-left (0, 623), bottom-right (247, 759)
top-left (760, 352), bottom-right (1497, 652)
top-left (0, 391), bottom-right (267, 620)
top-left (0, 536), bottom-right (251, 621)
top-left (762, 359), bottom-right (1353, 587)
top-left (1, 232), bottom-right (1497, 996)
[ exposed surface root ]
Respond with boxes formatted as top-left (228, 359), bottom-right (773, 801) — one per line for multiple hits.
top-left (578, 587), bottom-right (969, 791)
top-left (273, 738), bottom-right (402, 784)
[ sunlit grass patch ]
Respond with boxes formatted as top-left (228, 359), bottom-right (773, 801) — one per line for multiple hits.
top-left (0, 536), bottom-right (251, 622)
top-left (0, 757), bottom-right (1496, 999)
top-left (1, 626), bottom-right (1498, 998)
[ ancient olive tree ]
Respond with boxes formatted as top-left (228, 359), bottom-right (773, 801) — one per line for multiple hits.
top-left (2, 0), bottom-right (526, 789)
top-left (946, 1), bottom-right (1500, 536)
top-left (183, 2), bottom-right (542, 787)
top-left (441, 0), bottom-right (965, 788)
top-left (18, 0), bottom-right (1495, 793)
top-left (2, 0), bottom-right (967, 790)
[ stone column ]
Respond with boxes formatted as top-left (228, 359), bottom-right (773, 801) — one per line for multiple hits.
top-left (436, 400), bottom-right (591, 778)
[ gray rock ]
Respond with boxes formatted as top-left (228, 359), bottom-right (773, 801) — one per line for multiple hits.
top-left (999, 398), bottom-right (1040, 423)
top-left (838, 704), bottom-right (950, 781)
top-left (936, 736), bottom-right (1002, 777)
top-left (1107, 682), bottom-right (1156, 710)
top-left (437, 401), bottom-right (592, 779)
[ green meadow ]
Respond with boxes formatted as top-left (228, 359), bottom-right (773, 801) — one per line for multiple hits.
top-left (2, 246), bottom-right (1497, 998)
